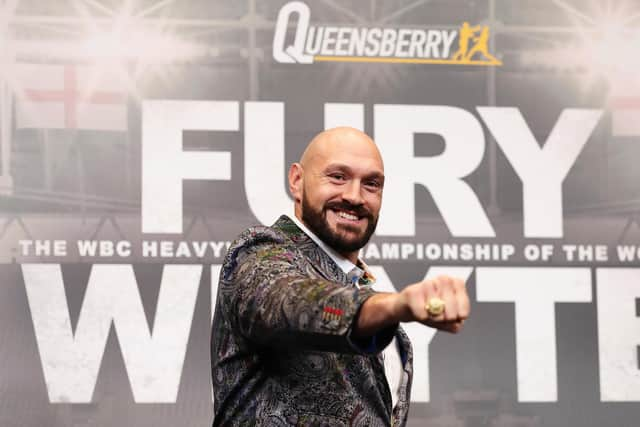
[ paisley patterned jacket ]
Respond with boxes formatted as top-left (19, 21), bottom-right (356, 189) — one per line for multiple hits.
top-left (211, 215), bottom-right (413, 427)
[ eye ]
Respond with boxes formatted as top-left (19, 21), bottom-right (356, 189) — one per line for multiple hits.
top-left (364, 180), bottom-right (382, 190)
top-left (328, 173), bottom-right (347, 181)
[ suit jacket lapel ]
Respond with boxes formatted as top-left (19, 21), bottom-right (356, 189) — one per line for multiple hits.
top-left (272, 215), bottom-right (347, 284)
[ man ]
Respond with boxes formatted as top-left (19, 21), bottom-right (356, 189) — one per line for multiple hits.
top-left (211, 127), bottom-right (470, 426)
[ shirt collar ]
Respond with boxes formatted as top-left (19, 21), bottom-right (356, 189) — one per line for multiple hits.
top-left (287, 215), bottom-right (376, 286)
top-left (289, 214), bottom-right (356, 274)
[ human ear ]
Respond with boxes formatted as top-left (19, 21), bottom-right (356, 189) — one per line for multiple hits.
top-left (288, 163), bottom-right (303, 202)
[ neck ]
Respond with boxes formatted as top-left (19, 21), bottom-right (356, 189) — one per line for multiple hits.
top-left (340, 250), bottom-right (358, 264)
top-left (293, 210), bottom-right (359, 264)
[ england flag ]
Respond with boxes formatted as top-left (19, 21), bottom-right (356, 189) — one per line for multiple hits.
top-left (14, 63), bottom-right (128, 131)
top-left (609, 75), bottom-right (640, 138)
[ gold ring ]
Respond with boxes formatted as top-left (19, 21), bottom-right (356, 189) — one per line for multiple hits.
top-left (425, 297), bottom-right (445, 316)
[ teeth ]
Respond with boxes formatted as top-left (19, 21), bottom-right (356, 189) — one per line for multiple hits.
top-left (337, 211), bottom-right (358, 220)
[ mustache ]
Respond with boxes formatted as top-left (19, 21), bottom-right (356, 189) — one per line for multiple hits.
top-left (324, 201), bottom-right (372, 218)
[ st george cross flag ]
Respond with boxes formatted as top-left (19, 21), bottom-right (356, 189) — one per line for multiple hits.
top-left (609, 75), bottom-right (640, 138)
top-left (14, 63), bottom-right (127, 131)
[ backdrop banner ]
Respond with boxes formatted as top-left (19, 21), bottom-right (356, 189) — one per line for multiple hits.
top-left (1, 1), bottom-right (639, 426)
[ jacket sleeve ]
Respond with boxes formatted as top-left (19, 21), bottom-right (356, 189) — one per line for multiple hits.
top-left (218, 234), bottom-right (395, 354)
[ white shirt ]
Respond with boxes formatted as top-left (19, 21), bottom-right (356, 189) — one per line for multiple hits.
top-left (288, 215), bottom-right (403, 409)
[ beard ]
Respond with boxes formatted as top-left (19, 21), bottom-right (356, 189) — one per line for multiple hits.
top-left (300, 191), bottom-right (378, 254)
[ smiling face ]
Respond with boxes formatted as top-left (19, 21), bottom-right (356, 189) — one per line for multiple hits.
top-left (288, 127), bottom-right (384, 262)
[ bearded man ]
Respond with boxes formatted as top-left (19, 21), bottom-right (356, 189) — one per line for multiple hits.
top-left (211, 127), bottom-right (470, 427)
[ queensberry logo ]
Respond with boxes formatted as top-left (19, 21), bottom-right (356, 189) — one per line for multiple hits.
top-left (273, 1), bottom-right (502, 66)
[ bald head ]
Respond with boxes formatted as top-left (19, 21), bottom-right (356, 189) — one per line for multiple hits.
top-left (288, 127), bottom-right (384, 262)
top-left (299, 127), bottom-right (383, 171)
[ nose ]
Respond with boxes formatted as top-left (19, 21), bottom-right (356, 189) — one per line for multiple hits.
top-left (341, 179), bottom-right (364, 206)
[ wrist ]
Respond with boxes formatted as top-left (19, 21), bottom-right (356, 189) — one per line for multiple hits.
top-left (391, 291), bottom-right (410, 323)
top-left (354, 292), bottom-right (401, 337)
